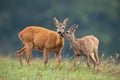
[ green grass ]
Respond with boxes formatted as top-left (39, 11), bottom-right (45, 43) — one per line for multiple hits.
top-left (0, 56), bottom-right (120, 80)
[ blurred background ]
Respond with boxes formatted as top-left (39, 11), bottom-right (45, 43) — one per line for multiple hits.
top-left (0, 0), bottom-right (120, 58)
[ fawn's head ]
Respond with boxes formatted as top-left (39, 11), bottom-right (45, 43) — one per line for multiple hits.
top-left (63, 24), bottom-right (78, 40)
top-left (54, 17), bottom-right (68, 37)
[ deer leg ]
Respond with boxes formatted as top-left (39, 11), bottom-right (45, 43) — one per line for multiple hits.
top-left (86, 55), bottom-right (90, 69)
top-left (43, 48), bottom-right (49, 66)
top-left (90, 52), bottom-right (98, 71)
top-left (17, 47), bottom-right (25, 55)
top-left (74, 55), bottom-right (79, 67)
top-left (17, 47), bottom-right (26, 66)
top-left (55, 51), bottom-right (62, 67)
top-left (94, 50), bottom-right (99, 65)
top-left (25, 43), bottom-right (33, 66)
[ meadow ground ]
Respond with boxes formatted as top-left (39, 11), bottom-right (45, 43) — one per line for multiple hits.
top-left (0, 56), bottom-right (120, 80)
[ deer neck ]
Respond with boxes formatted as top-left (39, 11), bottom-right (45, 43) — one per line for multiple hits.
top-left (57, 35), bottom-right (64, 46)
top-left (69, 34), bottom-right (77, 48)
top-left (59, 35), bottom-right (64, 41)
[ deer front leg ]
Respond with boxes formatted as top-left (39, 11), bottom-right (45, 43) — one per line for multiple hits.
top-left (87, 55), bottom-right (90, 69)
top-left (55, 51), bottom-right (62, 68)
top-left (43, 49), bottom-right (49, 66)
top-left (74, 54), bottom-right (79, 67)
top-left (73, 50), bottom-right (80, 67)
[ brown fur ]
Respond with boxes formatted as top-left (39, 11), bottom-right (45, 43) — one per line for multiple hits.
top-left (17, 17), bottom-right (68, 66)
top-left (63, 24), bottom-right (99, 71)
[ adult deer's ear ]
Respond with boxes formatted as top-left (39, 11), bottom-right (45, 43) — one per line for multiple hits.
top-left (69, 24), bottom-right (78, 32)
top-left (53, 17), bottom-right (59, 27)
top-left (63, 18), bottom-right (68, 27)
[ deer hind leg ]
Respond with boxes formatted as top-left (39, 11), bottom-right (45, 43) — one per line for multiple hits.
top-left (17, 47), bottom-right (26, 66)
top-left (55, 50), bottom-right (62, 67)
top-left (90, 52), bottom-right (98, 71)
top-left (43, 48), bottom-right (49, 66)
top-left (25, 43), bottom-right (33, 66)
top-left (94, 49), bottom-right (100, 65)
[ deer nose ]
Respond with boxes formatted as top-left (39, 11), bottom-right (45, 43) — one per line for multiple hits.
top-left (58, 31), bottom-right (62, 34)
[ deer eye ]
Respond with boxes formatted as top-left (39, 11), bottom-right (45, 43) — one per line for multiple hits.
top-left (56, 24), bottom-right (59, 26)
top-left (66, 31), bottom-right (69, 34)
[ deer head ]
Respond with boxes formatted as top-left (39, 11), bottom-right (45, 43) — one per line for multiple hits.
top-left (63, 24), bottom-right (78, 40)
top-left (54, 17), bottom-right (68, 37)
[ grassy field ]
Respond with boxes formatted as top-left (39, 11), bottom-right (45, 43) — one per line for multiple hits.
top-left (0, 56), bottom-right (120, 80)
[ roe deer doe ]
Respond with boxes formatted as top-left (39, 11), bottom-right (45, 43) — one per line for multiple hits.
top-left (17, 17), bottom-right (68, 67)
top-left (63, 24), bottom-right (99, 71)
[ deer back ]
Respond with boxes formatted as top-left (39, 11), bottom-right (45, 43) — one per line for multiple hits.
top-left (76, 35), bottom-right (99, 54)
top-left (19, 26), bottom-right (64, 51)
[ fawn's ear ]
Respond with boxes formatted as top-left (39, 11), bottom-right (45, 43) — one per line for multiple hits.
top-left (53, 17), bottom-right (59, 26)
top-left (69, 24), bottom-right (78, 32)
top-left (63, 18), bottom-right (68, 27)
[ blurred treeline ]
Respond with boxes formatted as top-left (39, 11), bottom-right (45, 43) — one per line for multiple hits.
top-left (0, 0), bottom-right (120, 57)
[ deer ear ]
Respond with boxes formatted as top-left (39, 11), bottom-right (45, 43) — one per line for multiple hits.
top-left (63, 18), bottom-right (68, 27)
top-left (53, 17), bottom-right (59, 26)
top-left (70, 24), bottom-right (78, 32)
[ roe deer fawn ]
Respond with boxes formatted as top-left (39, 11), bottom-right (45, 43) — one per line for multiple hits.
top-left (17, 17), bottom-right (68, 67)
top-left (63, 24), bottom-right (99, 71)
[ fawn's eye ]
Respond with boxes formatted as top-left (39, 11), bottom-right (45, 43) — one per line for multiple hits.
top-left (66, 31), bottom-right (69, 34)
